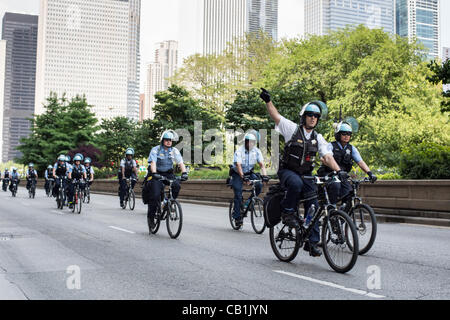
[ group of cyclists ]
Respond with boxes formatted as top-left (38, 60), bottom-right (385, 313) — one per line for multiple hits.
top-left (0, 88), bottom-right (378, 272)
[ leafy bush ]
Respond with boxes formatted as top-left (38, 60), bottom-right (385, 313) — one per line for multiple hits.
top-left (399, 143), bottom-right (450, 179)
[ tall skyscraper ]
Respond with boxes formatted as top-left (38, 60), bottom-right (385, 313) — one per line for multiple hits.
top-left (1, 13), bottom-right (38, 162)
top-left (35, 0), bottom-right (141, 121)
top-left (145, 40), bottom-right (178, 120)
top-left (305, 0), bottom-right (395, 36)
top-left (443, 47), bottom-right (450, 61)
top-left (396, 0), bottom-right (440, 59)
top-left (0, 40), bottom-right (6, 160)
top-left (139, 93), bottom-right (145, 122)
top-left (155, 40), bottom-right (178, 89)
top-left (203, 0), bottom-right (279, 55)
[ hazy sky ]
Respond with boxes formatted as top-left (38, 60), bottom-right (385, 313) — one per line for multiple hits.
top-left (1, 0), bottom-right (449, 92)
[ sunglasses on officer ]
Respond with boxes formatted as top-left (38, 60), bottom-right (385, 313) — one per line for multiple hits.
top-left (341, 132), bottom-right (352, 136)
top-left (305, 112), bottom-right (320, 119)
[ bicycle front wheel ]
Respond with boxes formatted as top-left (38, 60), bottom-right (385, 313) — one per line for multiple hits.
top-left (322, 210), bottom-right (359, 273)
top-left (251, 197), bottom-right (266, 234)
top-left (269, 222), bottom-right (301, 262)
top-left (228, 200), bottom-right (241, 230)
top-left (166, 200), bottom-right (183, 239)
top-left (129, 189), bottom-right (135, 211)
top-left (349, 204), bottom-right (377, 255)
top-left (77, 190), bottom-right (82, 214)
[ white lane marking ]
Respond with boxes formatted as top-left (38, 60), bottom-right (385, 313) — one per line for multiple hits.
top-left (273, 270), bottom-right (386, 299)
top-left (109, 226), bottom-right (136, 234)
top-left (51, 210), bottom-right (65, 215)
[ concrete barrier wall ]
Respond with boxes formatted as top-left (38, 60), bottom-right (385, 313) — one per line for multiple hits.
top-left (34, 179), bottom-right (450, 216)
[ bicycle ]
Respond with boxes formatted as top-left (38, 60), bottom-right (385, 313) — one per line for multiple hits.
top-left (148, 175), bottom-right (185, 239)
top-left (10, 180), bottom-right (18, 197)
top-left (46, 178), bottom-right (55, 197)
top-left (2, 178), bottom-right (10, 192)
top-left (83, 181), bottom-right (91, 204)
top-left (71, 179), bottom-right (83, 214)
top-left (338, 177), bottom-right (377, 255)
top-left (267, 172), bottom-right (359, 274)
top-left (55, 177), bottom-right (66, 210)
top-left (28, 179), bottom-right (36, 199)
top-left (228, 176), bottom-right (266, 234)
top-left (122, 178), bottom-right (136, 210)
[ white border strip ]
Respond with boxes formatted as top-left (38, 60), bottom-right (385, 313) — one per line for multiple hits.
top-left (109, 226), bottom-right (136, 234)
top-left (273, 270), bottom-right (385, 299)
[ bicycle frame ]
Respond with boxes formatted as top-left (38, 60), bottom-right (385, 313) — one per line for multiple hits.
top-left (241, 179), bottom-right (262, 216)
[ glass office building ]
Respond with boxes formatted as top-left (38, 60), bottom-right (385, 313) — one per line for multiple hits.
top-left (305, 0), bottom-right (395, 36)
top-left (395, 0), bottom-right (440, 59)
top-left (1, 13), bottom-right (38, 162)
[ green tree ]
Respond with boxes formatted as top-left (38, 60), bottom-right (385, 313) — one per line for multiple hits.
top-left (171, 31), bottom-right (277, 115)
top-left (427, 58), bottom-right (450, 112)
top-left (94, 117), bottom-right (137, 167)
top-left (17, 93), bottom-right (98, 172)
top-left (257, 25), bottom-right (449, 170)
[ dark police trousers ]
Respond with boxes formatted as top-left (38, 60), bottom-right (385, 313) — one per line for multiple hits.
top-left (278, 168), bottom-right (320, 244)
top-left (119, 176), bottom-right (137, 202)
top-left (26, 178), bottom-right (36, 190)
top-left (53, 177), bottom-right (67, 197)
top-left (327, 179), bottom-right (353, 205)
top-left (231, 172), bottom-right (262, 219)
top-left (68, 180), bottom-right (85, 203)
top-left (147, 173), bottom-right (181, 219)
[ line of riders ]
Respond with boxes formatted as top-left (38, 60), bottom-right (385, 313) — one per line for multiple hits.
top-left (0, 88), bottom-right (377, 266)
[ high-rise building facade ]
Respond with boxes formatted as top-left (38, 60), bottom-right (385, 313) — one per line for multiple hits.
top-left (305, 0), bottom-right (395, 36)
top-left (0, 40), bottom-right (6, 160)
top-left (155, 40), bottom-right (178, 90)
top-left (144, 40), bottom-right (178, 120)
top-left (1, 13), bottom-right (38, 162)
top-left (139, 93), bottom-right (145, 122)
top-left (443, 47), bottom-right (450, 62)
top-left (203, 0), bottom-right (278, 55)
top-left (35, 0), bottom-right (141, 121)
top-left (395, 0), bottom-right (440, 59)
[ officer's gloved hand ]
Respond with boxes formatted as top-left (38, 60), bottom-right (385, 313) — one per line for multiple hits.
top-left (337, 170), bottom-right (348, 182)
top-left (260, 88), bottom-right (271, 103)
top-left (152, 173), bottom-right (162, 180)
top-left (368, 171), bottom-right (377, 183)
top-left (181, 172), bottom-right (189, 181)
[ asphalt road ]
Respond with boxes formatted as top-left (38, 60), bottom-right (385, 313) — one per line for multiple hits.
top-left (0, 187), bottom-right (449, 300)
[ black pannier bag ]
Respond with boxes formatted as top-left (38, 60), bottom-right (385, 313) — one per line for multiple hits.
top-left (264, 183), bottom-right (286, 228)
top-left (142, 179), bottom-right (151, 205)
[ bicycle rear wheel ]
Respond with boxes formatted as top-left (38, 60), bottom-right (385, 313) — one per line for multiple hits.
top-left (250, 197), bottom-right (266, 234)
top-left (322, 210), bottom-right (359, 273)
top-left (148, 206), bottom-right (161, 234)
top-left (228, 200), bottom-right (241, 230)
top-left (166, 200), bottom-right (183, 239)
top-left (269, 222), bottom-right (301, 262)
top-left (129, 189), bottom-right (135, 211)
top-left (349, 204), bottom-right (377, 255)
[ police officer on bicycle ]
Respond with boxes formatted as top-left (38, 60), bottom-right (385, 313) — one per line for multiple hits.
top-left (84, 158), bottom-right (95, 187)
top-left (260, 88), bottom-right (345, 257)
top-left (144, 131), bottom-right (188, 230)
top-left (53, 155), bottom-right (69, 198)
top-left (119, 148), bottom-right (138, 208)
top-left (230, 133), bottom-right (269, 228)
top-left (9, 167), bottom-right (20, 192)
top-left (26, 163), bottom-right (38, 192)
top-left (67, 154), bottom-right (87, 209)
top-left (2, 168), bottom-right (10, 192)
top-left (317, 122), bottom-right (377, 205)
top-left (44, 165), bottom-right (54, 195)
